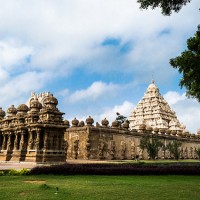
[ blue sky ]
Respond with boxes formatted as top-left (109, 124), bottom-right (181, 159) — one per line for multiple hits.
top-left (0, 0), bottom-right (199, 132)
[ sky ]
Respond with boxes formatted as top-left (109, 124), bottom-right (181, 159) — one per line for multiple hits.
top-left (0, 0), bottom-right (199, 133)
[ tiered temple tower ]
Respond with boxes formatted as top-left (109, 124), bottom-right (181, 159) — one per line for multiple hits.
top-left (129, 80), bottom-right (185, 132)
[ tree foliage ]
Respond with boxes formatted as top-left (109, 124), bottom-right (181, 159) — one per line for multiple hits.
top-left (195, 147), bottom-right (200, 159)
top-left (170, 27), bottom-right (200, 102)
top-left (167, 140), bottom-right (182, 160)
top-left (116, 112), bottom-right (127, 124)
top-left (140, 135), bottom-right (163, 160)
top-left (137, 0), bottom-right (191, 15)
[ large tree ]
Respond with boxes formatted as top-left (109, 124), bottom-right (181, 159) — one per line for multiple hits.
top-left (137, 0), bottom-right (191, 16)
top-left (170, 27), bottom-right (200, 102)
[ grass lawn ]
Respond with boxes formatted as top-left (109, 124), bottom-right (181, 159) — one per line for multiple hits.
top-left (0, 175), bottom-right (200, 200)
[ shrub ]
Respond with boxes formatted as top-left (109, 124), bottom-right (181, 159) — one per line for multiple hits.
top-left (195, 148), bottom-right (200, 159)
top-left (8, 168), bottom-right (30, 176)
top-left (0, 171), bottom-right (5, 176)
top-left (30, 163), bottom-right (200, 176)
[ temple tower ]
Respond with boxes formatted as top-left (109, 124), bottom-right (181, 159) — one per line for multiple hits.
top-left (129, 80), bottom-right (185, 131)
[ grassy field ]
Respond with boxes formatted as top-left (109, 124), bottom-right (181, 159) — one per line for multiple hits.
top-left (0, 175), bottom-right (200, 200)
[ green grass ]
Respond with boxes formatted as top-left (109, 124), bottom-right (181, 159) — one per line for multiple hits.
top-left (0, 175), bottom-right (200, 200)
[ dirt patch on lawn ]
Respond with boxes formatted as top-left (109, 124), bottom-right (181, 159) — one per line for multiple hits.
top-left (24, 180), bottom-right (46, 184)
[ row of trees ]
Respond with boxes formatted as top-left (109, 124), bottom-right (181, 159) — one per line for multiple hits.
top-left (139, 135), bottom-right (200, 160)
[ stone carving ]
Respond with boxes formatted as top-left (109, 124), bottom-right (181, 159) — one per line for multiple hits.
top-left (129, 80), bottom-right (184, 132)
top-left (109, 141), bottom-right (115, 160)
top-left (98, 140), bottom-right (105, 159)
top-left (120, 141), bottom-right (126, 159)
top-left (73, 140), bottom-right (79, 159)
top-left (86, 139), bottom-right (91, 159)
top-left (130, 141), bottom-right (135, 159)
top-left (184, 147), bottom-right (188, 159)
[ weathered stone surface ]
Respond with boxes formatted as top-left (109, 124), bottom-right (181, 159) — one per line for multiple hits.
top-left (0, 92), bottom-right (66, 162)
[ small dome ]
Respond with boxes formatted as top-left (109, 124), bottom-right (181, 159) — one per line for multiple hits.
top-left (101, 118), bottom-right (109, 127)
top-left (153, 127), bottom-right (159, 132)
top-left (17, 104), bottom-right (29, 112)
top-left (146, 80), bottom-right (159, 93)
top-left (63, 119), bottom-right (70, 127)
top-left (86, 116), bottom-right (94, 126)
top-left (139, 124), bottom-right (146, 130)
top-left (112, 120), bottom-right (120, 128)
top-left (72, 118), bottom-right (79, 127)
top-left (43, 94), bottom-right (58, 105)
top-left (0, 107), bottom-right (6, 119)
top-left (7, 105), bottom-right (17, 116)
top-left (78, 121), bottom-right (85, 127)
top-left (30, 98), bottom-right (42, 109)
top-left (122, 121), bottom-right (129, 129)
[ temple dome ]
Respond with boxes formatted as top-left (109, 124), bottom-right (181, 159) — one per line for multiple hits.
top-left (146, 80), bottom-right (159, 93)
top-left (43, 94), bottom-right (58, 106)
top-left (7, 105), bottom-right (17, 116)
top-left (17, 104), bottom-right (29, 112)
top-left (0, 107), bottom-right (6, 119)
top-left (30, 98), bottom-right (42, 109)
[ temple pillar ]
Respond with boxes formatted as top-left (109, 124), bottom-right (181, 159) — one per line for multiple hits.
top-left (28, 131), bottom-right (34, 149)
top-left (0, 133), bottom-right (2, 150)
top-left (35, 129), bottom-right (41, 150)
top-left (43, 131), bottom-right (48, 150)
top-left (7, 133), bottom-right (12, 151)
top-left (20, 132), bottom-right (26, 150)
top-left (14, 133), bottom-right (19, 150)
top-left (2, 134), bottom-right (7, 150)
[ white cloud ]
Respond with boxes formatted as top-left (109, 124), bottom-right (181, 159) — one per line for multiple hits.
top-left (0, 39), bottom-right (33, 70)
top-left (0, 71), bottom-right (51, 109)
top-left (69, 81), bottom-right (119, 102)
top-left (0, 0), bottom-right (198, 81)
top-left (97, 101), bottom-right (134, 124)
top-left (163, 91), bottom-right (200, 133)
top-left (164, 91), bottom-right (186, 105)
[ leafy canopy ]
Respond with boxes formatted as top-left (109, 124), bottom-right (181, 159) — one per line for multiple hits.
top-left (137, 0), bottom-right (191, 16)
top-left (195, 147), bottom-right (200, 159)
top-left (167, 140), bottom-right (182, 160)
top-left (140, 135), bottom-right (163, 160)
top-left (170, 27), bottom-right (200, 102)
top-left (116, 112), bottom-right (127, 124)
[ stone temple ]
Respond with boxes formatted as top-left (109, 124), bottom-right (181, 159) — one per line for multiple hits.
top-left (129, 80), bottom-right (185, 132)
top-left (0, 81), bottom-right (200, 162)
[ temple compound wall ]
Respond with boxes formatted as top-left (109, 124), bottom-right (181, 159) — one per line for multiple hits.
top-left (65, 117), bottom-right (200, 160)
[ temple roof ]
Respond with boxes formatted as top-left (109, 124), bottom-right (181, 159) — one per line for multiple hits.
top-left (129, 80), bottom-right (186, 132)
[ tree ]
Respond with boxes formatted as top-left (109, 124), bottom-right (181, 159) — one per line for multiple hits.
top-left (170, 26), bottom-right (200, 102)
top-left (195, 147), bottom-right (200, 159)
top-left (140, 135), bottom-right (163, 160)
top-left (116, 112), bottom-right (127, 124)
top-left (167, 140), bottom-right (182, 160)
top-left (137, 0), bottom-right (191, 16)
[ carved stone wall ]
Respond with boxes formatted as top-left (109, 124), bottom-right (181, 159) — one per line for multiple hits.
top-left (65, 117), bottom-right (200, 161)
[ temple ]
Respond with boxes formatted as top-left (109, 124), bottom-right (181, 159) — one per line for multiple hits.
top-left (129, 80), bottom-right (185, 131)
top-left (0, 81), bottom-right (200, 162)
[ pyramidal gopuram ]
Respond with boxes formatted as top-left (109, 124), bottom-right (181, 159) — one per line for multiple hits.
top-left (129, 80), bottom-right (186, 132)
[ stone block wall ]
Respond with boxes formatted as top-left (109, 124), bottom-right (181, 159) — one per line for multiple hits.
top-left (65, 118), bottom-right (200, 161)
